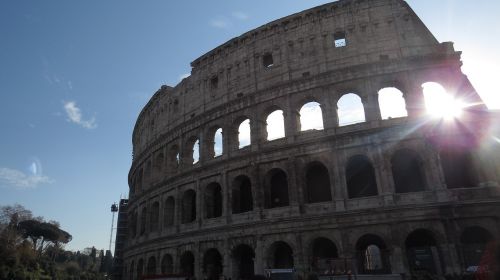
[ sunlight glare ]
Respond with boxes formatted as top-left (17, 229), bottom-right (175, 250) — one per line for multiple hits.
top-left (423, 82), bottom-right (464, 120)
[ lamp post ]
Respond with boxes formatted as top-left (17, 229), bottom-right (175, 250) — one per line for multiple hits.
top-left (109, 203), bottom-right (118, 253)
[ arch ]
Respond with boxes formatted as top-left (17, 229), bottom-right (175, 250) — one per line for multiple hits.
top-left (150, 201), bottom-right (160, 232)
top-left (154, 152), bottom-right (164, 174)
top-left (180, 251), bottom-right (195, 277)
top-left (130, 211), bottom-right (137, 238)
top-left (299, 102), bottom-right (324, 131)
top-left (378, 87), bottom-right (408, 120)
top-left (356, 234), bottom-right (390, 274)
top-left (140, 207), bottom-right (147, 235)
top-left (264, 168), bottom-right (289, 209)
top-left (212, 127), bottom-right (223, 157)
top-left (185, 137), bottom-right (200, 165)
top-left (460, 226), bottom-right (493, 268)
top-left (305, 161), bottom-right (332, 203)
top-left (137, 258), bottom-right (144, 279)
top-left (161, 254), bottom-right (174, 274)
top-left (310, 237), bottom-right (339, 272)
top-left (346, 155), bottom-right (378, 198)
top-left (391, 149), bottom-right (426, 193)
top-left (268, 241), bottom-right (294, 268)
top-left (203, 248), bottom-right (223, 280)
top-left (168, 145), bottom-right (180, 171)
top-left (182, 189), bottom-right (196, 223)
top-left (232, 244), bottom-right (255, 280)
top-left (337, 93), bottom-right (365, 126)
top-left (205, 182), bottom-right (223, 219)
top-left (164, 196), bottom-right (175, 227)
top-left (237, 118), bottom-right (251, 149)
top-left (232, 175), bottom-right (253, 214)
top-left (137, 169), bottom-right (143, 193)
top-left (145, 161), bottom-right (152, 181)
top-left (147, 256), bottom-right (156, 276)
top-left (266, 109), bottom-right (285, 141)
top-left (405, 229), bottom-right (440, 274)
top-left (440, 148), bottom-right (479, 189)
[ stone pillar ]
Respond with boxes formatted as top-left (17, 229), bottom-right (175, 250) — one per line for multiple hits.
top-left (196, 179), bottom-right (202, 228)
top-left (195, 244), bottom-right (202, 280)
top-left (252, 118), bottom-right (266, 151)
top-left (333, 153), bottom-right (346, 211)
top-left (322, 92), bottom-right (338, 130)
top-left (362, 93), bottom-right (382, 122)
top-left (255, 236), bottom-right (265, 275)
top-left (284, 109), bottom-right (299, 143)
top-left (286, 157), bottom-right (299, 207)
top-left (223, 240), bottom-right (231, 280)
top-left (374, 145), bottom-right (395, 206)
top-left (405, 81), bottom-right (426, 119)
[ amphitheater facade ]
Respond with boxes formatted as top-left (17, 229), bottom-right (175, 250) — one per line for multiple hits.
top-left (121, 0), bottom-right (500, 279)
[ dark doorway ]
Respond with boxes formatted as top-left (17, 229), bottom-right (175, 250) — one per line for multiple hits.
top-left (232, 175), bottom-right (253, 214)
top-left (460, 226), bottom-right (493, 269)
top-left (440, 149), bottom-right (479, 189)
top-left (180, 251), bottom-right (195, 277)
top-left (232, 244), bottom-right (255, 280)
top-left (391, 149), bottom-right (426, 193)
top-left (269, 241), bottom-right (294, 268)
top-left (306, 162), bottom-right (332, 203)
top-left (205, 183), bottom-right (223, 219)
top-left (204, 249), bottom-right (223, 280)
top-left (182, 190), bottom-right (196, 223)
top-left (346, 155), bottom-right (378, 198)
top-left (356, 234), bottom-right (390, 274)
top-left (265, 169), bottom-right (290, 208)
top-left (405, 229), bottom-right (439, 275)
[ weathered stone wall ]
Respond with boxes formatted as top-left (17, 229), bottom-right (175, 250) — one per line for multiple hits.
top-left (123, 0), bottom-right (500, 279)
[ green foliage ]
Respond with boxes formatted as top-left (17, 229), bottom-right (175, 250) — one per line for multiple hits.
top-left (0, 204), bottom-right (108, 280)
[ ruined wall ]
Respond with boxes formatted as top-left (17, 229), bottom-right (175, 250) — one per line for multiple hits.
top-left (123, 0), bottom-right (500, 279)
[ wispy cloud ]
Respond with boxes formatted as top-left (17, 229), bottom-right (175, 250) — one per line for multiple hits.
top-left (0, 167), bottom-right (53, 189)
top-left (232, 12), bottom-right (249, 20)
top-left (210, 18), bottom-right (230, 29)
top-left (63, 101), bottom-right (97, 129)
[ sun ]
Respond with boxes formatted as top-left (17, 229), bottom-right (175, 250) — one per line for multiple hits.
top-left (423, 82), bottom-right (465, 120)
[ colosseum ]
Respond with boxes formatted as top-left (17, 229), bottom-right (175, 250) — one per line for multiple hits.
top-left (119, 0), bottom-right (500, 279)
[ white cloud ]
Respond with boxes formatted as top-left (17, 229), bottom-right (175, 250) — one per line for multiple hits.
top-left (63, 101), bottom-right (97, 129)
top-left (210, 19), bottom-right (230, 29)
top-left (232, 12), bottom-right (249, 20)
top-left (0, 167), bottom-right (53, 189)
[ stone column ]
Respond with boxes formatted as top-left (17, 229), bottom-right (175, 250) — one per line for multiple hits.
top-left (404, 80), bottom-right (426, 119)
top-left (374, 145), bottom-right (395, 206)
top-left (362, 93), bottom-right (382, 122)
top-left (284, 109), bottom-right (299, 143)
top-left (333, 152), bottom-right (346, 211)
top-left (255, 236), bottom-right (265, 275)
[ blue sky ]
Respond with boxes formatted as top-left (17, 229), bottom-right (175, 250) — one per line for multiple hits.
top-left (0, 0), bottom-right (499, 251)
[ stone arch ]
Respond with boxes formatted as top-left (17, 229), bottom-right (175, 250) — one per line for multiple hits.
top-left (147, 256), bottom-right (156, 276)
top-left (231, 244), bottom-right (255, 280)
top-left (267, 241), bottom-right (294, 269)
top-left (208, 126), bottom-right (224, 158)
top-left (182, 189), bottom-right (196, 224)
top-left (299, 101), bottom-right (324, 131)
top-left (164, 196), bottom-right (175, 227)
top-left (405, 229), bottom-right (441, 275)
top-left (310, 237), bottom-right (339, 272)
top-left (265, 107), bottom-right (285, 141)
top-left (264, 168), bottom-right (290, 209)
top-left (180, 251), bottom-right (195, 277)
top-left (391, 149), bottom-right (426, 193)
top-left (140, 206), bottom-right (147, 235)
top-left (130, 210), bottom-right (137, 238)
top-left (205, 182), bottom-right (223, 219)
top-left (440, 147), bottom-right (480, 189)
top-left (232, 175), bottom-right (253, 214)
top-left (356, 234), bottom-right (391, 274)
top-left (154, 152), bottom-right (164, 175)
top-left (184, 136), bottom-right (200, 165)
top-left (168, 144), bottom-right (180, 172)
top-left (145, 160), bottom-right (152, 184)
top-left (305, 161), bottom-right (332, 203)
top-left (203, 248), bottom-right (223, 280)
top-left (235, 117), bottom-right (251, 149)
top-left (345, 155), bottom-right (378, 198)
top-left (378, 87), bottom-right (408, 120)
top-left (337, 93), bottom-right (365, 126)
top-left (137, 168), bottom-right (143, 193)
top-left (460, 226), bottom-right (493, 269)
top-left (150, 201), bottom-right (160, 232)
top-left (161, 253), bottom-right (174, 274)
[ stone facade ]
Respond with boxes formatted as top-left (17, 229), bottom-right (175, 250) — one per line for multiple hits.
top-left (122, 0), bottom-right (500, 279)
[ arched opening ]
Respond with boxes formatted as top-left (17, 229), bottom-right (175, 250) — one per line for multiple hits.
top-left (140, 207), bottom-right (147, 235)
top-left (337, 93), bottom-right (365, 126)
top-left (266, 110), bottom-right (285, 141)
top-left (238, 119), bottom-right (251, 149)
top-left (440, 148), bottom-right (479, 189)
top-left (232, 244), bottom-right (255, 280)
top-left (168, 145), bottom-right (180, 171)
top-left (405, 229), bottom-right (440, 275)
top-left (147, 256), bottom-right (156, 276)
top-left (154, 152), bottom-right (164, 175)
top-left (213, 128), bottom-right (223, 157)
top-left (150, 201), bottom-right (160, 232)
top-left (460, 226), bottom-right (493, 269)
top-left (356, 234), bottom-right (390, 274)
top-left (311, 237), bottom-right (339, 273)
top-left (164, 196), bottom-right (175, 227)
top-left (182, 190), bottom-right (196, 224)
top-left (205, 182), bottom-right (223, 219)
top-left (264, 169), bottom-right (289, 209)
top-left (232, 175), bottom-right (253, 214)
top-left (137, 258), bottom-right (144, 279)
top-left (378, 87), bottom-right (408, 120)
top-left (185, 137), bottom-right (200, 165)
top-left (299, 102), bottom-right (324, 131)
top-left (192, 139), bottom-right (200, 164)
top-left (305, 162), bottom-right (332, 203)
top-left (130, 211), bottom-right (137, 238)
top-left (391, 149), bottom-right (426, 193)
top-left (137, 169), bottom-right (143, 193)
top-left (161, 254), bottom-right (174, 275)
top-left (180, 251), bottom-right (195, 277)
top-left (346, 155), bottom-right (378, 198)
top-left (268, 241), bottom-right (294, 269)
top-left (145, 161), bottom-right (152, 183)
top-left (203, 249), bottom-right (223, 280)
